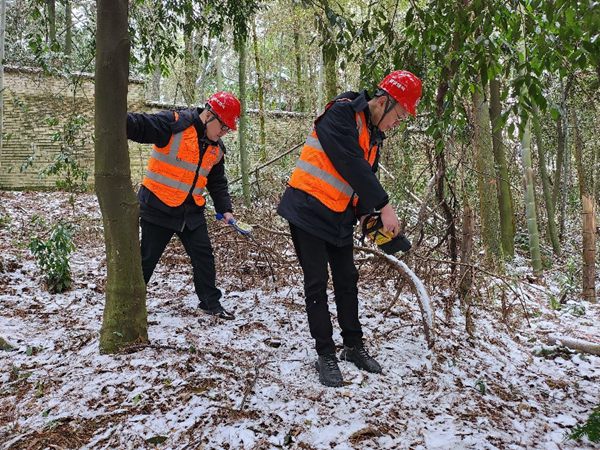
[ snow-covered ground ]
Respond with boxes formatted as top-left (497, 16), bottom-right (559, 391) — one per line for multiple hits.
top-left (0, 191), bottom-right (598, 449)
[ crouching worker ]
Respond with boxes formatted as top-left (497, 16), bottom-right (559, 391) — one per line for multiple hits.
top-left (127, 92), bottom-right (241, 320)
top-left (277, 71), bottom-right (422, 387)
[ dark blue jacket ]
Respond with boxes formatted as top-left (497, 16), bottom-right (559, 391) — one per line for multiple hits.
top-left (127, 107), bottom-right (232, 232)
top-left (277, 91), bottom-right (389, 246)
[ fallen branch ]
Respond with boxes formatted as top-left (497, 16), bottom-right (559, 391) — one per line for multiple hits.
top-left (239, 356), bottom-right (267, 410)
top-left (229, 142), bottom-right (303, 185)
top-left (0, 336), bottom-right (15, 351)
top-left (355, 246), bottom-right (435, 349)
top-left (546, 334), bottom-right (600, 356)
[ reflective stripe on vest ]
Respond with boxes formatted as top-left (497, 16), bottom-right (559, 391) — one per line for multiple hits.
top-left (142, 113), bottom-right (223, 207)
top-left (288, 109), bottom-right (377, 212)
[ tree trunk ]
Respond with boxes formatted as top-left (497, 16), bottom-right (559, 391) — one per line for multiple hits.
top-left (560, 124), bottom-right (571, 238)
top-left (317, 51), bottom-right (324, 109)
top-left (458, 198), bottom-right (475, 336)
top-left (581, 195), bottom-right (596, 302)
top-left (458, 199), bottom-right (474, 300)
top-left (251, 20), bottom-right (267, 161)
top-left (573, 110), bottom-right (596, 303)
top-left (521, 117), bottom-right (543, 276)
top-left (322, 31), bottom-right (337, 101)
top-left (554, 79), bottom-right (572, 236)
top-left (46, 0), bottom-right (56, 46)
top-left (149, 63), bottom-right (161, 101)
top-left (182, 22), bottom-right (198, 106)
top-left (0, 0), bottom-right (5, 164)
top-left (64, 0), bottom-right (72, 56)
top-left (95, 0), bottom-right (148, 354)
top-left (547, 334), bottom-right (600, 355)
top-left (489, 77), bottom-right (515, 258)
top-left (293, 24), bottom-right (305, 112)
top-left (215, 38), bottom-right (223, 91)
top-left (237, 37), bottom-right (250, 206)
top-left (430, 2), bottom-right (462, 272)
top-left (532, 108), bottom-right (561, 256)
top-left (553, 110), bottom-right (565, 216)
top-left (472, 81), bottom-right (503, 269)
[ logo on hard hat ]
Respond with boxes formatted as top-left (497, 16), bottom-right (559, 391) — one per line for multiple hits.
top-left (388, 79), bottom-right (406, 91)
top-left (212, 98), bottom-right (226, 109)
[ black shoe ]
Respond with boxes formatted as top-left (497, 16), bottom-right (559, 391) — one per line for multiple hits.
top-left (314, 353), bottom-right (344, 387)
top-left (340, 344), bottom-right (382, 374)
top-left (199, 302), bottom-right (235, 320)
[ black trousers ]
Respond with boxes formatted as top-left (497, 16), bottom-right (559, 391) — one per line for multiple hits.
top-left (140, 219), bottom-right (222, 309)
top-left (289, 223), bottom-right (363, 355)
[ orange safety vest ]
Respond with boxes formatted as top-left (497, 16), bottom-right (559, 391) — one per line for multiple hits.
top-left (289, 105), bottom-right (378, 212)
top-left (142, 113), bottom-right (224, 207)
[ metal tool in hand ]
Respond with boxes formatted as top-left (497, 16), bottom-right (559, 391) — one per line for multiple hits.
top-left (215, 213), bottom-right (253, 235)
top-left (361, 212), bottom-right (412, 254)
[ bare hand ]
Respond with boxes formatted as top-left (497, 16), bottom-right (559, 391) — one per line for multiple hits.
top-left (380, 204), bottom-right (400, 237)
top-left (221, 212), bottom-right (235, 224)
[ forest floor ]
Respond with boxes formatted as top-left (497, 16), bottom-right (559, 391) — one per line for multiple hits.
top-left (0, 190), bottom-right (598, 450)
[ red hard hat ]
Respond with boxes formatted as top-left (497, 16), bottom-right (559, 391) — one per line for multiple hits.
top-left (378, 70), bottom-right (422, 117)
top-left (207, 91), bottom-right (241, 130)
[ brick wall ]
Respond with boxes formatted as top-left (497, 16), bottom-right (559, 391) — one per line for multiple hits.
top-left (0, 66), bottom-right (151, 190)
top-left (0, 66), bottom-right (311, 191)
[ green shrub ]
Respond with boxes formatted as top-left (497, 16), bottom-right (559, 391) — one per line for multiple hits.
top-left (42, 114), bottom-right (90, 206)
top-left (29, 222), bottom-right (76, 293)
top-left (0, 212), bottom-right (10, 229)
top-left (569, 405), bottom-right (600, 443)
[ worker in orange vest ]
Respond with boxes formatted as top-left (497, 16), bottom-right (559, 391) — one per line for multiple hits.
top-left (127, 92), bottom-right (241, 320)
top-left (277, 71), bottom-right (422, 387)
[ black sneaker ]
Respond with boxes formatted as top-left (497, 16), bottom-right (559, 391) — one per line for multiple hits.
top-left (198, 302), bottom-right (235, 320)
top-left (314, 353), bottom-right (344, 387)
top-left (340, 344), bottom-right (382, 374)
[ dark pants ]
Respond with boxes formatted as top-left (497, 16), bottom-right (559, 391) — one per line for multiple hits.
top-left (140, 219), bottom-right (222, 309)
top-left (289, 223), bottom-right (363, 355)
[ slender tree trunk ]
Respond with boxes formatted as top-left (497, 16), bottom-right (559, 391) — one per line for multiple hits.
top-left (215, 38), bottom-right (223, 91)
top-left (95, 0), bottom-right (148, 354)
top-left (237, 37), bottom-right (250, 206)
top-left (472, 81), bottom-right (503, 269)
top-left (149, 63), bottom-right (161, 101)
top-left (489, 77), bottom-right (515, 258)
top-left (459, 197), bottom-right (474, 336)
top-left (293, 24), bottom-right (305, 112)
top-left (64, 0), bottom-right (72, 56)
top-left (183, 23), bottom-right (198, 106)
top-left (573, 110), bottom-right (596, 302)
top-left (46, 0), bottom-right (56, 45)
top-left (429, 1), bottom-right (463, 272)
top-left (560, 121), bottom-right (571, 237)
top-left (532, 108), bottom-right (561, 256)
top-left (322, 30), bottom-right (337, 101)
top-left (554, 79), bottom-right (572, 236)
top-left (553, 110), bottom-right (565, 211)
top-left (0, 0), bottom-right (5, 165)
top-left (251, 20), bottom-right (267, 161)
top-left (317, 52), bottom-right (324, 110)
top-left (521, 117), bottom-right (543, 276)
top-left (581, 195), bottom-right (596, 302)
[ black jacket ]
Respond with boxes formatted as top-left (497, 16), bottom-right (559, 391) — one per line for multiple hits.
top-left (277, 91), bottom-right (389, 246)
top-left (127, 107), bottom-right (232, 232)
